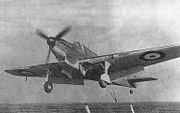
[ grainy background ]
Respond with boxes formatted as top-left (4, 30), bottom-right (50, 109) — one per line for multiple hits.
top-left (0, 0), bottom-right (180, 103)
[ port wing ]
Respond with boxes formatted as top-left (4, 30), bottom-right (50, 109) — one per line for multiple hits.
top-left (5, 62), bottom-right (78, 78)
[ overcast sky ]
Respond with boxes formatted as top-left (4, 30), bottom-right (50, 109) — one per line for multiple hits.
top-left (0, 0), bottom-right (180, 103)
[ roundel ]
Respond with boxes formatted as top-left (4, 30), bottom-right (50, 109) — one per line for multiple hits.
top-left (139, 51), bottom-right (166, 61)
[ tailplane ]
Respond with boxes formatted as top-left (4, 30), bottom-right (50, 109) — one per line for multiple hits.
top-left (128, 77), bottom-right (158, 88)
top-left (112, 76), bottom-right (157, 88)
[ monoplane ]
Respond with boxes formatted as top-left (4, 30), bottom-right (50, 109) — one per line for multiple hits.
top-left (5, 26), bottom-right (180, 94)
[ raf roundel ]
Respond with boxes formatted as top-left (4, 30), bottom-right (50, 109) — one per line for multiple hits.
top-left (139, 51), bottom-right (166, 61)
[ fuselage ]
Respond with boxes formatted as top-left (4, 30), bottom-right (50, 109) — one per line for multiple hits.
top-left (50, 39), bottom-right (97, 69)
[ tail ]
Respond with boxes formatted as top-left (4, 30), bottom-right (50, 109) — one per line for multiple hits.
top-left (128, 77), bottom-right (158, 88)
top-left (112, 77), bottom-right (157, 88)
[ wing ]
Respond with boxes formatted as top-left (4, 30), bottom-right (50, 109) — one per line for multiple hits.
top-left (79, 45), bottom-right (180, 78)
top-left (5, 62), bottom-right (78, 78)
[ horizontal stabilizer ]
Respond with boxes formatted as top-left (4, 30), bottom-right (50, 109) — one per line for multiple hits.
top-left (128, 77), bottom-right (158, 88)
top-left (128, 77), bottom-right (158, 83)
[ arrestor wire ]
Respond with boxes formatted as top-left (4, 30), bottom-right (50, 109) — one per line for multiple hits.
top-left (106, 85), bottom-right (118, 103)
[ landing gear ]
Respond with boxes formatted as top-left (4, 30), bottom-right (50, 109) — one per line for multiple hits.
top-left (44, 81), bottom-right (53, 93)
top-left (130, 89), bottom-right (133, 94)
top-left (98, 79), bottom-right (108, 88)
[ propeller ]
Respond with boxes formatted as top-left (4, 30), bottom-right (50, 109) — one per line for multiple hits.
top-left (36, 26), bottom-right (72, 64)
top-left (36, 29), bottom-right (49, 40)
top-left (45, 48), bottom-right (51, 64)
top-left (36, 26), bottom-right (71, 46)
top-left (56, 26), bottom-right (71, 40)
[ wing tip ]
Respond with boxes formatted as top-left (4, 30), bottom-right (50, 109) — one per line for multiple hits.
top-left (152, 78), bottom-right (158, 80)
top-left (4, 69), bottom-right (11, 74)
top-left (4, 69), bottom-right (15, 75)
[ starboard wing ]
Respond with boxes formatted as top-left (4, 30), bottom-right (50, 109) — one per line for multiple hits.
top-left (79, 45), bottom-right (180, 76)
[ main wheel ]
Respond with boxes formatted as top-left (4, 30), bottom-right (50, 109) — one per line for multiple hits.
top-left (98, 79), bottom-right (107, 88)
top-left (44, 81), bottom-right (53, 93)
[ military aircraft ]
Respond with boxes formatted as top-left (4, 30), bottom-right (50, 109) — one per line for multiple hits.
top-left (4, 26), bottom-right (180, 94)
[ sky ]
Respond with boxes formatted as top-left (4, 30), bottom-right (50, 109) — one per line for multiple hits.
top-left (0, 0), bottom-right (180, 103)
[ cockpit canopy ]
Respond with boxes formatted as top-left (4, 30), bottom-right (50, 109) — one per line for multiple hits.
top-left (73, 41), bottom-right (81, 47)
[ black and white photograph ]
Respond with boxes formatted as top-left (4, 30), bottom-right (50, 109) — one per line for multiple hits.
top-left (0, 0), bottom-right (180, 112)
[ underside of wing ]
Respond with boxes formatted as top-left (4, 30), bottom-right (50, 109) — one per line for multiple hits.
top-left (4, 63), bottom-right (55, 77)
top-left (4, 62), bottom-right (78, 78)
top-left (80, 45), bottom-right (180, 74)
top-left (108, 45), bottom-right (180, 74)
top-left (78, 45), bottom-right (180, 84)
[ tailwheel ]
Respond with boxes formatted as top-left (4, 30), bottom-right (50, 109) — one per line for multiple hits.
top-left (44, 81), bottom-right (53, 93)
top-left (130, 89), bottom-right (133, 94)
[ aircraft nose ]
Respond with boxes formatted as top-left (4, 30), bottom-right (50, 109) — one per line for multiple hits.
top-left (47, 38), bottom-right (56, 47)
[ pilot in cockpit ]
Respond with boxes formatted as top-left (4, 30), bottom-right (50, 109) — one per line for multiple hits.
top-left (73, 41), bottom-right (81, 47)
top-left (73, 41), bottom-right (86, 53)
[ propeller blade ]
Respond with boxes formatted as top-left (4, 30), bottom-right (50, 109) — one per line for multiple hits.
top-left (45, 49), bottom-right (51, 64)
top-left (36, 29), bottom-right (49, 40)
top-left (56, 26), bottom-right (71, 40)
